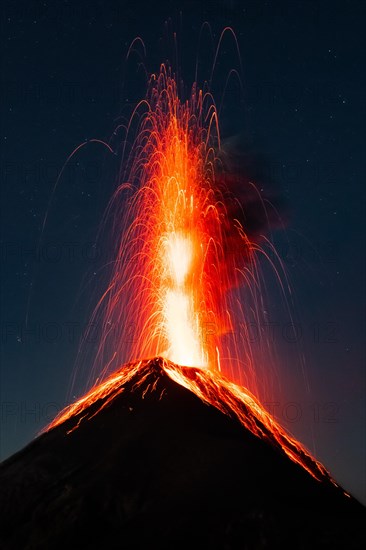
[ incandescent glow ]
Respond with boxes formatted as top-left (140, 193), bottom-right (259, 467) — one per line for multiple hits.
top-left (165, 233), bottom-right (193, 287)
top-left (152, 114), bottom-right (215, 368)
top-left (164, 288), bottom-right (203, 367)
top-left (162, 231), bottom-right (205, 366)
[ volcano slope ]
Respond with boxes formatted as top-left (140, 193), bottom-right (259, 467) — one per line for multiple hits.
top-left (0, 357), bottom-right (364, 549)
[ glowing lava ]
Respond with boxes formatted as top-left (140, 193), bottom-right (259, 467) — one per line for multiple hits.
top-left (92, 65), bottom-right (231, 379)
top-left (147, 107), bottom-right (221, 369)
top-left (155, 130), bottom-right (211, 368)
top-left (162, 232), bottom-right (203, 366)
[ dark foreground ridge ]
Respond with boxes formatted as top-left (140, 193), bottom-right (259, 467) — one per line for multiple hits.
top-left (0, 358), bottom-right (364, 549)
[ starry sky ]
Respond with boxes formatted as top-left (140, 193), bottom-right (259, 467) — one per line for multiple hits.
top-left (1, 0), bottom-right (365, 503)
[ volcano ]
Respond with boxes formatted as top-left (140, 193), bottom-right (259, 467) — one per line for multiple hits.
top-left (0, 358), bottom-right (364, 549)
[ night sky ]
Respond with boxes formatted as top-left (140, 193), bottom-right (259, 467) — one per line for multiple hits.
top-left (1, 1), bottom-right (365, 504)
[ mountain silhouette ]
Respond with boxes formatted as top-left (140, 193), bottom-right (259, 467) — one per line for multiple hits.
top-left (0, 357), bottom-right (364, 549)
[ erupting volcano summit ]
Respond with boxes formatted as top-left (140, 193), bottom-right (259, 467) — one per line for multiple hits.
top-left (1, 43), bottom-right (364, 550)
top-left (0, 358), bottom-right (365, 549)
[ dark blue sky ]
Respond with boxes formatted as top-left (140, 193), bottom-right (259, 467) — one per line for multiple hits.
top-left (1, 0), bottom-right (365, 503)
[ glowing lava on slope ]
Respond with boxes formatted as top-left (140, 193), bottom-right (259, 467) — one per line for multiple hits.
top-left (47, 357), bottom-right (339, 488)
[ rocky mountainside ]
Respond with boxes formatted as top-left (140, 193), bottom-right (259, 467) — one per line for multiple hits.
top-left (0, 358), bottom-right (364, 549)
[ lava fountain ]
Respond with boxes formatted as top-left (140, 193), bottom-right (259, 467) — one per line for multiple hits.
top-left (87, 61), bottom-right (250, 382)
